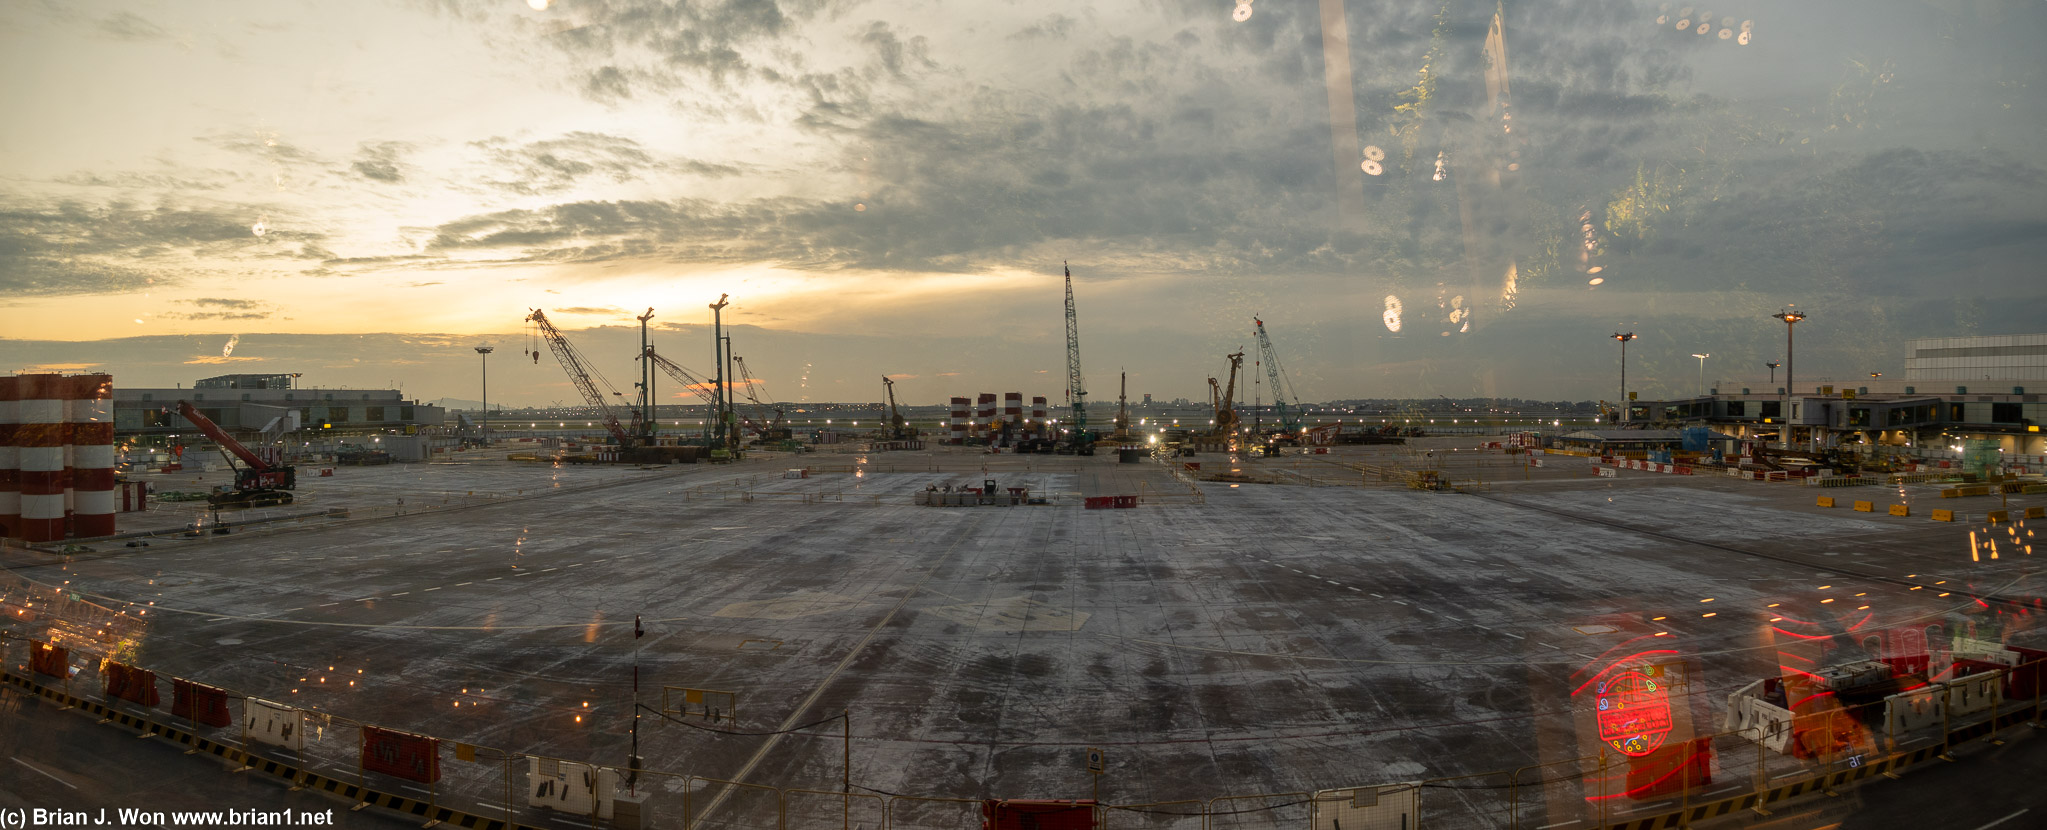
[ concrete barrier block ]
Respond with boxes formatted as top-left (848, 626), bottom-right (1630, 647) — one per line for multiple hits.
top-left (1889, 504), bottom-right (1910, 517)
top-left (1853, 500), bottom-right (1874, 512)
top-left (1817, 496), bottom-right (1835, 508)
top-left (1932, 509), bottom-right (1955, 522)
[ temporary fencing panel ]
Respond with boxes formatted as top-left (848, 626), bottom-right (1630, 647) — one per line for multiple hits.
top-left (526, 757), bottom-right (621, 819)
top-left (102, 661), bottom-right (160, 707)
top-left (1309, 784), bottom-right (1418, 830)
top-left (983, 800), bottom-right (1097, 830)
top-left (171, 678), bottom-right (233, 727)
top-left (361, 725), bottom-right (441, 783)
top-left (1884, 687), bottom-right (1945, 736)
top-left (29, 641), bottom-right (67, 679)
top-left (245, 697), bottom-right (305, 750)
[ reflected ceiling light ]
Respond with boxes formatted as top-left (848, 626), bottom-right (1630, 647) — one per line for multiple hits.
top-left (1719, 28), bottom-right (1733, 39)
top-left (1232, 3), bottom-right (1252, 22)
top-left (528, 0), bottom-right (551, 9)
top-left (1676, 18), bottom-right (1691, 30)
top-left (1738, 31), bottom-right (1752, 45)
top-left (1363, 145), bottom-right (1386, 162)
top-left (1383, 295), bottom-right (1403, 332)
top-left (1361, 160), bottom-right (1384, 176)
top-left (1587, 266), bottom-right (1604, 274)
top-left (1588, 277), bottom-right (1604, 286)
top-left (1697, 22), bottom-right (1711, 34)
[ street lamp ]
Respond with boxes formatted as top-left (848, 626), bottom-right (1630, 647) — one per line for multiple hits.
top-left (1611, 332), bottom-right (1636, 421)
top-left (1773, 308), bottom-right (1806, 449)
top-left (474, 346), bottom-right (494, 445)
top-left (1692, 353), bottom-right (1711, 396)
top-left (1766, 361), bottom-right (1780, 385)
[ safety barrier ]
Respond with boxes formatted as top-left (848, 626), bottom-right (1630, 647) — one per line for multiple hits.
top-left (1807, 476), bottom-right (1877, 488)
top-left (1816, 496), bottom-right (1834, 508)
top-left (5, 623), bottom-right (2045, 830)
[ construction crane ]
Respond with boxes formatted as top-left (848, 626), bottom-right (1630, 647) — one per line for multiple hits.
top-left (644, 349), bottom-right (722, 443)
top-left (730, 356), bottom-right (790, 441)
top-left (1062, 262), bottom-right (1089, 446)
top-left (526, 308), bottom-right (637, 449)
top-left (1213, 351), bottom-right (1245, 439)
top-left (176, 401), bottom-right (295, 507)
top-left (1113, 371), bottom-right (1132, 441)
top-left (881, 376), bottom-right (916, 440)
top-left (1252, 317), bottom-right (1304, 433)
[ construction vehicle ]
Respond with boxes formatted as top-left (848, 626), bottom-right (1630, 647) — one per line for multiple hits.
top-left (882, 376), bottom-right (915, 440)
top-left (1061, 263), bottom-right (1093, 454)
top-left (175, 401), bottom-right (295, 508)
top-left (528, 309), bottom-right (637, 449)
top-left (1252, 317), bottom-right (1305, 441)
top-left (1112, 371), bottom-right (1132, 442)
top-left (731, 356), bottom-right (791, 442)
top-left (1214, 351), bottom-right (1245, 440)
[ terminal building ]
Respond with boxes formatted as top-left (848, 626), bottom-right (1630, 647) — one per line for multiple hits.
top-left (112, 373), bottom-right (445, 441)
top-left (1618, 333), bottom-right (2046, 463)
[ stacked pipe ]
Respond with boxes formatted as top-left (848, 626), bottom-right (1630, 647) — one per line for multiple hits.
top-left (13, 375), bottom-right (66, 543)
top-left (69, 375), bottom-right (116, 538)
top-left (976, 393), bottom-right (996, 438)
top-left (949, 397), bottom-right (969, 444)
top-left (0, 377), bottom-right (17, 539)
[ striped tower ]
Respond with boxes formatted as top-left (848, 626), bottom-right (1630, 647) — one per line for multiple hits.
top-left (1031, 396), bottom-right (1047, 433)
top-left (1004, 393), bottom-right (1022, 426)
top-left (15, 374), bottom-right (67, 543)
top-left (949, 397), bottom-right (969, 443)
top-left (69, 374), bottom-right (116, 538)
top-left (976, 393), bottom-right (996, 438)
top-left (0, 377), bottom-right (18, 539)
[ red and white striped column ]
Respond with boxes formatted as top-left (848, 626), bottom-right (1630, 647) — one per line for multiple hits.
top-left (1031, 396), bottom-right (1047, 435)
top-left (69, 374), bottom-right (116, 538)
top-left (15, 374), bottom-right (67, 543)
top-left (976, 393), bottom-right (996, 439)
top-left (949, 397), bottom-right (969, 443)
top-left (1004, 393), bottom-right (1022, 427)
top-left (0, 377), bottom-right (19, 540)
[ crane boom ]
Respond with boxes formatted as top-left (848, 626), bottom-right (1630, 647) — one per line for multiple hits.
top-left (1252, 317), bottom-right (1303, 431)
top-left (526, 308), bottom-right (636, 448)
top-left (1064, 262), bottom-right (1087, 437)
top-left (176, 401), bottom-right (295, 505)
top-left (1214, 351), bottom-right (1244, 437)
top-left (883, 376), bottom-right (911, 439)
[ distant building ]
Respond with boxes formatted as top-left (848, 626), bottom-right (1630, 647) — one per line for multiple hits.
top-left (1904, 333), bottom-right (2047, 382)
top-left (113, 374), bottom-right (445, 439)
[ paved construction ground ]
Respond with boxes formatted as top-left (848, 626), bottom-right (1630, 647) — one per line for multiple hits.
top-left (2, 440), bottom-right (2042, 830)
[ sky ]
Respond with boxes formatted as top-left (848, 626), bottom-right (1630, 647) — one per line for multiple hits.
top-left (3, 0), bottom-right (2044, 408)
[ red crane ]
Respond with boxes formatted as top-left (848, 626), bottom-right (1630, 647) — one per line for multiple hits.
top-left (527, 309), bottom-right (637, 448)
top-left (176, 401), bottom-right (296, 507)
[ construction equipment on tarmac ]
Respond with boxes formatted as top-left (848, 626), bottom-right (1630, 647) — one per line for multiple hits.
top-left (1113, 371), bottom-right (1132, 442)
top-left (527, 308), bottom-right (638, 449)
top-left (175, 401), bottom-right (295, 508)
top-left (1062, 263), bottom-right (1093, 453)
top-left (1252, 317), bottom-right (1305, 435)
top-left (882, 376), bottom-right (915, 440)
top-left (731, 356), bottom-right (790, 442)
top-left (1214, 351), bottom-right (1245, 440)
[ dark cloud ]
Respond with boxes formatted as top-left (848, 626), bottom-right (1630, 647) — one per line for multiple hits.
top-left (1010, 15), bottom-right (1078, 41)
top-left (97, 11), bottom-right (168, 41)
top-left (351, 141), bottom-right (413, 183)
top-left (468, 132), bottom-right (659, 195)
top-left (187, 298), bottom-right (264, 309)
top-left (0, 200), bottom-right (329, 297)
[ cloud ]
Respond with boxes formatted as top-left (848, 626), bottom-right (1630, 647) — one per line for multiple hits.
top-left (468, 132), bottom-right (662, 195)
top-left (351, 141), bottom-right (413, 183)
top-left (0, 200), bottom-right (325, 297)
top-left (97, 11), bottom-right (168, 41)
top-left (553, 306), bottom-right (627, 315)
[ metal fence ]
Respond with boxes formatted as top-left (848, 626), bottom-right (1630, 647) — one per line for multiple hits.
top-left (2, 618), bottom-right (2040, 830)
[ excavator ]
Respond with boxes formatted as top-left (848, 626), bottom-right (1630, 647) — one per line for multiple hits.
top-left (176, 401), bottom-right (295, 507)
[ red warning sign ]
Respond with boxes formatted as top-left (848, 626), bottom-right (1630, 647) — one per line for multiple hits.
top-left (362, 726), bottom-right (441, 783)
top-left (1594, 670), bottom-right (1673, 757)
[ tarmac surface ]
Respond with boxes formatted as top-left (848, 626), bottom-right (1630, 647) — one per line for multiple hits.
top-left (2, 439), bottom-right (2042, 829)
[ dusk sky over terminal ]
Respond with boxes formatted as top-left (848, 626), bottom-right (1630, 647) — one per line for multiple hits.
top-left (3, 0), bottom-right (2043, 407)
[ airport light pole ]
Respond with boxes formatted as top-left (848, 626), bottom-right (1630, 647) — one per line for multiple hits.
top-left (1774, 308), bottom-right (1805, 450)
top-left (1611, 332), bottom-right (1636, 422)
top-left (475, 345), bottom-right (493, 445)
top-left (1692, 353), bottom-right (1710, 396)
top-left (1766, 361), bottom-right (1779, 385)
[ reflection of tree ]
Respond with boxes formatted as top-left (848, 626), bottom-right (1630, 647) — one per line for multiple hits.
top-left (1388, 4), bottom-right (1450, 177)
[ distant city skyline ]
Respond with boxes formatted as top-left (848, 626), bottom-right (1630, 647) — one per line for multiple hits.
top-left (5, 0), bottom-right (2044, 405)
